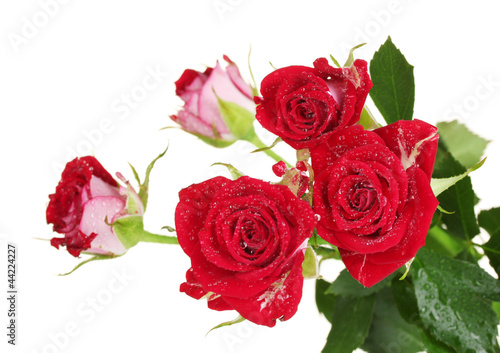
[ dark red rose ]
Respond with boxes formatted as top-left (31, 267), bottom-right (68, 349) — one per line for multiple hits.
top-left (310, 120), bottom-right (439, 287)
top-left (255, 58), bottom-right (372, 150)
top-left (175, 176), bottom-right (316, 327)
top-left (47, 156), bottom-right (143, 257)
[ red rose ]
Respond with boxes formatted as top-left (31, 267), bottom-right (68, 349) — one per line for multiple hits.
top-left (175, 176), bottom-right (316, 327)
top-left (310, 120), bottom-right (439, 287)
top-left (47, 156), bottom-right (143, 257)
top-left (255, 58), bottom-right (372, 150)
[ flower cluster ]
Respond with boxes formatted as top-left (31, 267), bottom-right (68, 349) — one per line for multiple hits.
top-left (169, 53), bottom-right (439, 324)
top-left (46, 39), bottom-right (499, 353)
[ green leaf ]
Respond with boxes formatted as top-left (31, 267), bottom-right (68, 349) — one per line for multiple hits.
top-left (322, 294), bottom-right (375, 353)
top-left (478, 207), bottom-right (500, 277)
top-left (112, 215), bottom-right (145, 250)
top-left (361, 288), bottom-right (425, 353)
top-left (413, 248), bottom-right (500, 353)
top-left (369, 36), bottom-right (415, 124)
top-left (392, 278), bottom-right (458, 353)
top-left (432, 143), bottom-right (480, 241)
top-left (431, 157), bottom-right (486, 197)
top-left (437, 120), bottom-right (490, 169)
top-left (211, 162), bottom-right (244, 180)
top-left (206, 315), bottom-right (246, 336)
top-left (302, 246), bottom-right (319, 279)
top-left (326, 269), bottom-right (394, 297)
top-left (315, 279), bottom-right (336, 323)
top-left (344, 43), bottom-right (366, 67)
top-left (216, 95), bottom-right (255, 139)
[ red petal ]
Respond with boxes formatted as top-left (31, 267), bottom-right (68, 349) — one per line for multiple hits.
top-left (374, 119), bottom-right (438, 180)
top-left (222, 251), bottom-right (305, 327)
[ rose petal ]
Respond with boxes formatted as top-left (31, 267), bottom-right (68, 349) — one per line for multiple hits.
top-left (374, 119), bottom-right (439, 179)
top-left (222, 251), bottom-right (305, 327)
top-left (339, 249), bottom-right (407, 288)
top-left (79, 196), bottom-right (127, 255)
top-left (175, 177), bottom-right (229, 256)
top-left (198, 61), bottom-right (255, 134)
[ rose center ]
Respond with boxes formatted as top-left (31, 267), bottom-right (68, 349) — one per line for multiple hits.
top-left (290, 98), bottom-right (315, 122)
top-left (349, 183), bottom-right (376, 212)
top-left (238, 218), bottom-right (267, 257)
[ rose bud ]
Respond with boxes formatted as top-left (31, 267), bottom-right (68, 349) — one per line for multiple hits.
top-left (255, 58), bottom-right (372, 150)
top-left (272, 161), bottom-right (310, 198)
top-left (170, 55), bottom-right (256, 147)
top-left (46, 156), bottom-right (144, 257)
top-left (310, 120), bottom-right (439, 287)
top-left (175, 176), bottom-right (316, 327)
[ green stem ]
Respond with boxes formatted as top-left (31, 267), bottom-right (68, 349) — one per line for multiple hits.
top-left (425, 226), bottom-right (465, 258)
top-left (473, 242), bottom-right (500, 255)
top-left (244, 131), bottom-right (292, 167)
top-left (141, 231), bottom-right (179, 245)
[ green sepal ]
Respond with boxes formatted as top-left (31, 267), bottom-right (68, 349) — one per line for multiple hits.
top-left (112, 215), bottom-right (145, 250)
top-left (193, 132), bottom-right (236, 148)
top-left (431, 157), bottom-right (486, 197)
top-left (161, 225), bottom-right (176, 232)
top-left (58, 254), bottom-right (121, 276)
top-left (211, 162), bottom-right (244, 180)
top-left (161, 124), bottom-right (236, 148)
top-left (329, 54), bottom-right (341, 68)
top-left (206, 315), bottom-right (246, 336)
top-left (247, 45), bottom-right (259, 97)
top-left (302, 246), bottom-right (319, 279)
top-left (141, 149), bottom-right (166, 211)
top-left (216, 94), bottom-right (255, 139)
top-left (358, 106), bottom-right (382, 130)
top-left (344, 43), bottom-right (366, 67)
top-left (129, 149), bottom-right (167, 211)
top-left (250, 137), bottom-right (282, 153)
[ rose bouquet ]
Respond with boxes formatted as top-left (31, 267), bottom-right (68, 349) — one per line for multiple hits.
top-left (46, 37), bottom-right (500, 353)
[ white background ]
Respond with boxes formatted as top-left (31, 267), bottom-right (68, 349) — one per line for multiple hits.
top-left (1, 1), bottom-right (500, 352)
